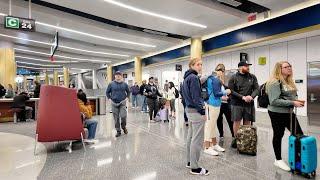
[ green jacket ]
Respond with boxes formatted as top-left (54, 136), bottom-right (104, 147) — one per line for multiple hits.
top-left (267, 81), bottom-right (297, 113)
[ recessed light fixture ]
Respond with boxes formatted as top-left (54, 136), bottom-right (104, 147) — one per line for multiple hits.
top-left (16, 61), bottom-right (62, 67)
top-left (0, 33), bottom-right (129, 57)
top-left (36, 21), bottom-right (156, 47)
top-left (17, 65), bottom-right (62, 70)
top-left (103, 0), bottom-right (207, 28)
top-left (15, 55), bottom-right (78, 63)
top-left (0, 12), bottom-right (156, 47)
top-left (14, 48), bottom-right (110, 63)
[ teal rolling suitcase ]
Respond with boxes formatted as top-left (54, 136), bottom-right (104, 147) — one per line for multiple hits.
top-left (288, 108), bottom-right (317, 178)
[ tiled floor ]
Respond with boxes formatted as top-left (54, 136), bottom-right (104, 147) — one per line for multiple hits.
top-left (0, 103), bottom-right (319, 180)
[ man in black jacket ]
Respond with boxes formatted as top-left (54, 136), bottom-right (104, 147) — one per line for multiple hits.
top-left (33, 81), bottom-right (41, 98)
top-left (228, 61), bottom-right (259, 148)
top-left (144, 77), bottom-right (162, 122)
top-left (139, 80), bottom-right (148, 113)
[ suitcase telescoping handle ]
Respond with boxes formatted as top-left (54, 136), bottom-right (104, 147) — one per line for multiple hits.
top-left (289, 107), bottom-right (298, 135)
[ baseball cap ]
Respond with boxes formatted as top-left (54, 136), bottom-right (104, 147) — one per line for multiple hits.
top-left (115, 71), bottom-right (122, 75)
top-left (238, 61), bottom-right (252, 67)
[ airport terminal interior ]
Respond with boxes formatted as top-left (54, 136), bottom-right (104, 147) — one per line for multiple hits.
top-left (0, 0), bottom-right (320, 179)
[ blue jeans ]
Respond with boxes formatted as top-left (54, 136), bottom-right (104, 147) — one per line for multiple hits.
top-left (85, 119), bottom-right (98, 139)
top-left (132, 94), bottom-right (138, 107)
top-left (141, 95), bottom-right (147, 112)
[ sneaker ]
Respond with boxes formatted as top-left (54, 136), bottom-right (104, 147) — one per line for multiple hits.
top-left (109, 110), bottom-right (113, 113)
top-left (84, 139), bottom-right (98, 144)
top-left (150, 119), bottom-right (157, 123)
top-left (123, 128), bottom-right (128, 134)
top-left (231, 138), bottom-right (237, 149)
top-left (204, 147), bottom-right (219, 156)
top-left (190, 168), bottom-right (210, 176)
top-left (115, 132), bottom-right (121, 137)
top-left (213, 144), bottom-right (225, 152)
top-left (186, 162), bottom-right (190, 169)
top-left (274, 160), bottom-right (290, 171)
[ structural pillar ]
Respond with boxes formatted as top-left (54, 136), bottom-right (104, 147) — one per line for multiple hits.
top-left (0, 48), bottom-right (16, 89)
top-left (77, 73), bottom-right (82, 89)
top-left (92, 69), bottom-right (97, 89)
top-left (107, 65), bottom-right (113, 85)
top-left (134, 56), bottom-right (142, 85)
top-left (53, 71), bottom-right (59, 86)
top-left (190, 37), bottom-right (202, 59)
top-left (44, 72), bottom-right (49, 85)
top-left (23, 76), bottom-right (27, 91)
top-left (63, 67), bottom-right (69, 88)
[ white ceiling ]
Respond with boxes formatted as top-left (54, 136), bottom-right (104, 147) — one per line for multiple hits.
top-left (0, 0), bottom-right (309, 72)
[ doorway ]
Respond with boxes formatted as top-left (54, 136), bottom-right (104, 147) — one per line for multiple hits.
top-left (307, 62), bottom-right (320, 126)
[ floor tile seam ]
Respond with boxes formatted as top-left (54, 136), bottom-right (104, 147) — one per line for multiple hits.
top-left (126, 121), bottom-right (271, 179)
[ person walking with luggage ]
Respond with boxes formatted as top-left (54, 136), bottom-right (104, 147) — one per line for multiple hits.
top-left (266, 61), bottom-right (304, 171)
top-left (183, 58), bottom-right (209, 176)
top-left (145, 77), bottom-right (162, 122)
top-left (130, 82), bottom-right (140, 108)
top-left (228, 61), bottom-right (259, 148)
top-left (203, 64), bottom-right (231, 156)
top-left (106, 71), bottom-right (130, 137)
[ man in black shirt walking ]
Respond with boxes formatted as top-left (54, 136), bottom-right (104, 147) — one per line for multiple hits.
top-left (144, 77), bottom-right (162, 122)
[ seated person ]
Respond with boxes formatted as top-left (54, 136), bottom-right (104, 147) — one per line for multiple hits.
top-left (77, 91), bottom-right (98, 143)
top-left (5, 84), bottom-right (15, 98)
top-left (0, 83), bottom-right (6, 98)
top-left (12, 92), bottom-right (33, 121)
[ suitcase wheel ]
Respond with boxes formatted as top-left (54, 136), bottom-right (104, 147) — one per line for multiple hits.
top-left (311, 171), bottom-right (316, 177)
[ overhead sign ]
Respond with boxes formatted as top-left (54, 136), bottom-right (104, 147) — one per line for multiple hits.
top-left (258, 57), bottom-right (267, 65)
top-left (50, 32), bottom-right (59, 59)
top-left (4, 16), bottom-right (36, 32)
top-left (176, 64), bottom-right (182, 71)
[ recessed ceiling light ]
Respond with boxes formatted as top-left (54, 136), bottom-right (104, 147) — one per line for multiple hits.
top-left (103, 0), bottom-right (207, 28)
top-left (17, 65), bottom-right (62, 70)
top-left (0, 33), bottom-right (129, 57)
top-left (0, 12), bottom-right (155, 47)
top-left (14, 48), bottom-right (110, 63)
top-left (16, 61), bottom-right (62, 67)
top-left (36, 21), bottom-right (156, 47)
top-left (15, 55), bottom-right (78, 63)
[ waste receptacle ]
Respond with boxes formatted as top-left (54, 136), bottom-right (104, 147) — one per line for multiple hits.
top-left (98, 96), bottom-right (106, 115)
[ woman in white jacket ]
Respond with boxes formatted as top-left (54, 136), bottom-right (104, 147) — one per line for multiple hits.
top-left (167, 82), bottom-right (176, 118)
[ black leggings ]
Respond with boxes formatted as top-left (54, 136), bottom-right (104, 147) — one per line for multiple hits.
top-left (268, 111), bottom-right (303, 160)
top-left (147, 98), bottom-right (158, 120)
top-left (217, 103), bottom-right (234, 137)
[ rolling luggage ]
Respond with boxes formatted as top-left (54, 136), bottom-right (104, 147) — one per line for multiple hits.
top-left (155, 108), bottom-right (169, 122)
top-left (236, 123), bottom-right (257, 156)
top-left (288, 108), bottom-right (317, 178)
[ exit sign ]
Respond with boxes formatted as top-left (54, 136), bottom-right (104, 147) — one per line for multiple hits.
top-left (4, 16), bottom-right (36, 32)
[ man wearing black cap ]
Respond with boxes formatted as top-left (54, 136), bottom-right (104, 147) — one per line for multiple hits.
top-left (228, 61), bottom-right (259, 148)
top-left (144, 77), bottom-right (162, 122)
top-left (106, 71), bottom-right (130, 137)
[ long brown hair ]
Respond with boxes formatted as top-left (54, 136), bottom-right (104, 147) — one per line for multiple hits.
top-left (266, 61), bottom-right (297, 93)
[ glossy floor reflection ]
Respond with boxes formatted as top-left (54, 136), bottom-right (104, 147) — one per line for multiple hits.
top-left (0, 102), bottom-right (319, 180)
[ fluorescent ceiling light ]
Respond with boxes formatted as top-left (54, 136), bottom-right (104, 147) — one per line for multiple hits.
top-left (0, 33), bottom-right (129, 57)
top-left (218, 0), bottom-right (242, 7)
top-left (103, 0), bottom-right (207, 28)
top-left (14, 48), bottom-right (110, 63)
top-left (16, 61), bottom-right (62, 67)
top-left (36, 22), bottom-right (156, 47)
top-left (15, 55), bottom-right (78, 63)
top-left (0, 12), bottom-right (155, 47)
top-left (17, 65), bottom-right (62, 70)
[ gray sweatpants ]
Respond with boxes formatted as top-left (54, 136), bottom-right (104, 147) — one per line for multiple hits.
top-left (111, 101), bottom-right (127, 132)
top-left (186, 108), bottom-right (205, 169)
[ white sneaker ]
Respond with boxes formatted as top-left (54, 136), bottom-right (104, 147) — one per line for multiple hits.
top-left (84, 139), bottom-right (98, 144)
top-left (204, 147), bottom-right (219, 156)
top-left (213, 144), bottom-right (225, 152)
top-left (274, 160), bottom-right (290, 171)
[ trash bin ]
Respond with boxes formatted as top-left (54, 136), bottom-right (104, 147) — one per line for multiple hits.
top-left (98, 96), bottom-right (106, 115)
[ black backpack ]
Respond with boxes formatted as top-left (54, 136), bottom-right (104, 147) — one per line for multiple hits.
top-left (258, 81), bottom-right (282, 108)
top-left (257, 83), bottom-right (269, 108)
top-left (201, 76), bottom-right (213, 101)
top-left (174, 88), bottom-right (179, 98)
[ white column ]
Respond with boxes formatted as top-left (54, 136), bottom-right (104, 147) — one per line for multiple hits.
top-left (77, 73), bottom-right (82, 89)
top-left (92, 69), bottom-right (97, 89)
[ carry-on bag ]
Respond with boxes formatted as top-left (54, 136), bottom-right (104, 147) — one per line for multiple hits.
top-left (288, 108), bottom-right (317, 178)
